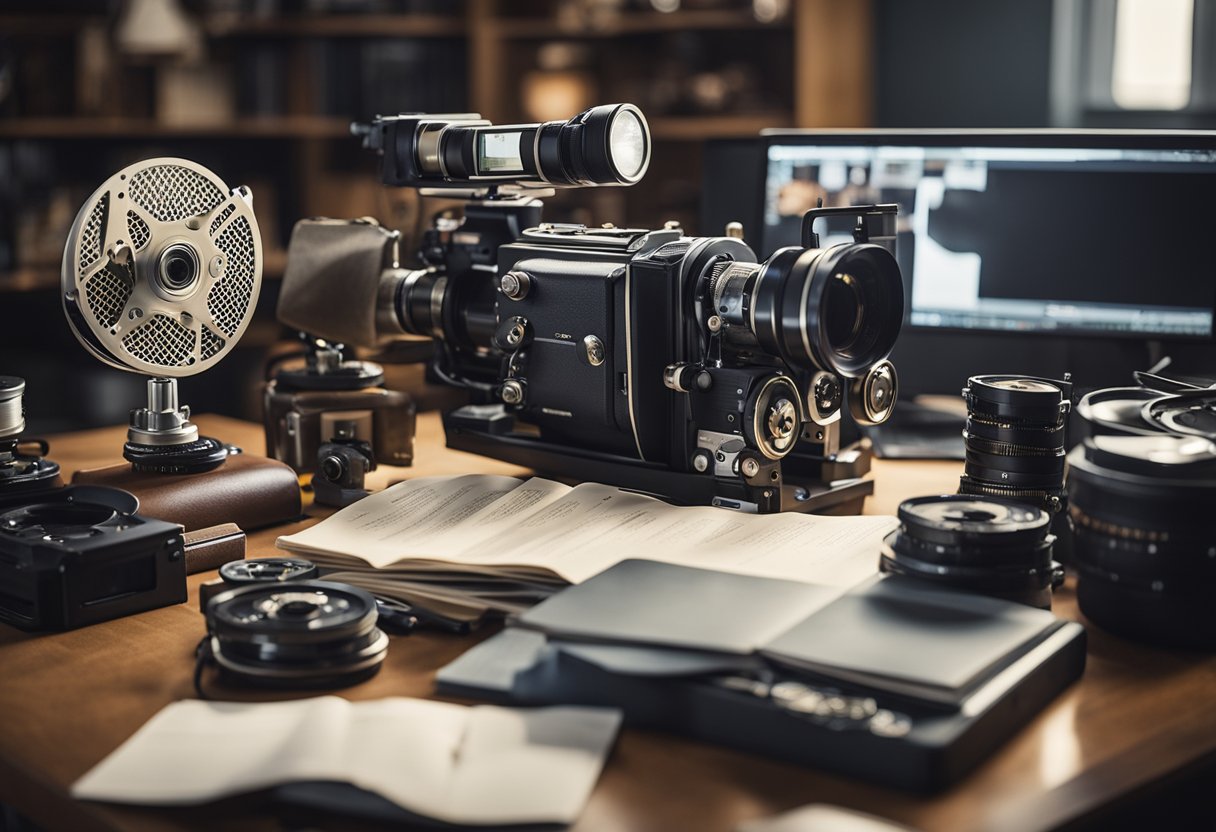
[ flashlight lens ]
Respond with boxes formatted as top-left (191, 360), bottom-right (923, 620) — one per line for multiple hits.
top-left (609, 110), bottom-right (646, 179)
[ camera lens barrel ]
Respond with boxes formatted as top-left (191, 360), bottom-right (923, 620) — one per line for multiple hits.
top-left (1067, 434), bottom-right (1216, 649)
top-left (879, 494), bottom-right (1058, 608)
top-left (708, 241), bottom-right (904, 379)
top-left (0, 377), bottom-right (26, 440)
top-left (959, 375), bottom-right (1071, 514)
top-left (396, 269), bottom-right (447, 339)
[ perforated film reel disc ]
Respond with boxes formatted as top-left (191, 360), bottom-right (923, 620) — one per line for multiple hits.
top-left (61, 158), bottom-right (262, 378)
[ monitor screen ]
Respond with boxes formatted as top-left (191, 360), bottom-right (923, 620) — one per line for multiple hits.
top-left (760, 133), bottom-right (1216, 339)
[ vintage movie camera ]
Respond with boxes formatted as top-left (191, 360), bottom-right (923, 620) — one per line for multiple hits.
top-left (279, 105), bottom-right (905, 513)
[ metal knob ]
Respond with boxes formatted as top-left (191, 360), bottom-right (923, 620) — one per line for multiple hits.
top-left (501, 380), bottom-right (525, 405)
top-left (583, 335), bottom-right (605, 367)
top-left (500, 270), bottom-right (531, 301)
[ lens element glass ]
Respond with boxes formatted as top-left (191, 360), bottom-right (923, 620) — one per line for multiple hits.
top-left (608, 110), bottom-right (647, 179)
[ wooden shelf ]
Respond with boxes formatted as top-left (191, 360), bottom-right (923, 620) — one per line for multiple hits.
top-left (648, 112), bottom-right (792, 140)
top-left (0, 14), bottom-right (107, 36)
top-left (203, 13), bottom-right (465, 39)
top-left (0, 117), bottom-right (353, 140)
top-left (491, 9), bottom-right (789, 39)
top-left (0, 268), bottom-right (59, 294)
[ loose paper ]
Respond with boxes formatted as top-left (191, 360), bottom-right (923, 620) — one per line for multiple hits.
top-left (72, 696), bottom-right (621, 826)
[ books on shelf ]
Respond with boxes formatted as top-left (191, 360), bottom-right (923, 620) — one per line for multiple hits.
top-left (277, 474), bottom-right (900, 621)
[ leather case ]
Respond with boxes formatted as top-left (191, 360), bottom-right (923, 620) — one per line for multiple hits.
top-left (183, 523), bottom-right (246, 575)
top-left (72, 453), bottom-right (302, 532)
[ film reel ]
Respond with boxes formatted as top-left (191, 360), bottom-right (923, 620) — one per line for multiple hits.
top-left (61, 158), bottom-right (262, 377)
top-left (201, 580), bottom-right (389, 690)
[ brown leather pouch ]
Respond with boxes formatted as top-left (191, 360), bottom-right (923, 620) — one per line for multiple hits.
top-left (183, 523), bottom-right (246, 575)
top-left (72, 453), bottom-right (302, 532)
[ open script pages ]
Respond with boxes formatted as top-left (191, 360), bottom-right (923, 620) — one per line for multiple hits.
top-left (279, 475), bottom-right (898, 592)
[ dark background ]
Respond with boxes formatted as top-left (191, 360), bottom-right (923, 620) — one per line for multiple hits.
top-left (2, 0), bottom-right (1214, 433)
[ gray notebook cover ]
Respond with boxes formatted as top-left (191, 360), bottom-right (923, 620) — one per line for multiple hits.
top-left (516, 559), bottom-right (839, 656)
top-left (516, 560), bottom-right (1059, 704)
top-left (762, 576), bottom-right (1059, 701)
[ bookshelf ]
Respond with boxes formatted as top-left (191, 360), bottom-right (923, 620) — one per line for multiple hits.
top-left (0, 0), bottom-right (873, 288)
top-left (0, 0), bottom-right (872, 425)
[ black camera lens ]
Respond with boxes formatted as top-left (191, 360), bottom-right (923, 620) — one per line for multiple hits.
top-left (879, 495), bottom-right (1059, 608)
top-left (959, 375), bottom-right (1071, 515)
top-left (397, 269), bottom-right (447, 338)
top-left (1067, 434), bottom-right (1216, 649)
top-left (155, 243), bottom-right (200, 295)
top-left (535, 103), bottom-right (651, 186)
top-left (714, 241), bottom-right (904, 379)
top-left (320, 454), bottom-right (347, 483)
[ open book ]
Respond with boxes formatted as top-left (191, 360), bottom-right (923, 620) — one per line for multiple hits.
top-left (277, 475), bottom-right (899, 620)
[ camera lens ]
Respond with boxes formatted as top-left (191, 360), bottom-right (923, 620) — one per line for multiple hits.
top-left (959, 375), bottom-right (1071, 513)
top-left (320, 454), bottom-right (347, 483)
top-left (712, 241), bottom-right (904, 378)
top-left (536, 103), bottom-right (651, 186)
top-left (396, 269), bottom-right (447, 338)
top-left (1067, 434), bottom-right (1216, 649)
top-left (155, 243), bottom-right (200, 295)
top-left (879, 494), bottom-right (1059, 608)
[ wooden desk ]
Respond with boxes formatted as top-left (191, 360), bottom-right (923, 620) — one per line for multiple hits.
top-left (1, 413), bottom-right (1213, 832)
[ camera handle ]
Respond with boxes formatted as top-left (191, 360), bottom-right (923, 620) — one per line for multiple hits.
top-left (800, 203), bottom-right (899, 251)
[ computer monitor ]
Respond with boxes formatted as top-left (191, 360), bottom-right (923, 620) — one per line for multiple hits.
top-left (758, 131), bottom-right (1216, 340)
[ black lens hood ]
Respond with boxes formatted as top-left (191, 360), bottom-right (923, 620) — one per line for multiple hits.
top-left (779, 242), bottom-right (903, 378)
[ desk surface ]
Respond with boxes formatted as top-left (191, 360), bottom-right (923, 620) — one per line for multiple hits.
top-left (1, 413), bottom-right (1213, 832)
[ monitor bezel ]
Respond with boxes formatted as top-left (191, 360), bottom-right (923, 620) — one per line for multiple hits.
top-left (756, 129), bottom-right (1216, 342)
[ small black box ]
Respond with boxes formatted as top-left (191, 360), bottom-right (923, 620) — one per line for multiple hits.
top-left (0, 486), bottom-right (187, 631)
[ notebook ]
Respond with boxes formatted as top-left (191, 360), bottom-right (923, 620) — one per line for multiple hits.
top-left (517, 560), bottom-right (1064, 706)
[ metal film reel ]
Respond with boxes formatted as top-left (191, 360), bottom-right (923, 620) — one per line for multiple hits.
top-left (61, 158), bottom-right (262, 378)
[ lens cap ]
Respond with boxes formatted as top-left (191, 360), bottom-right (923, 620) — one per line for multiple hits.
top-left (897, 494), bottom-right (1049, 548)
top-left (964, 375), bottom-right (1069, 424)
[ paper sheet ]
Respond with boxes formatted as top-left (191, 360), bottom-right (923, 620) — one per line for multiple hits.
top-left (72, 696), bottom-right (621, 826)
top-left (279, 475), bottom-right (897, 589)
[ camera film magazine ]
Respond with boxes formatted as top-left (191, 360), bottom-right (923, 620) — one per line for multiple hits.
top-left (276, 475), bottom-right (900, 619)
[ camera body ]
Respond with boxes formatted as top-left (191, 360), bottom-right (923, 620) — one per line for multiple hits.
top-left (281, 105), bottom-right (906, 513)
